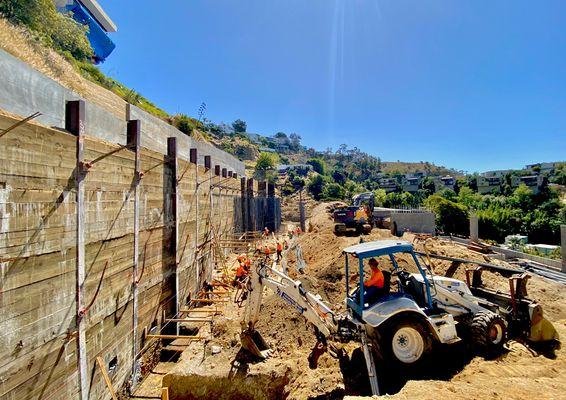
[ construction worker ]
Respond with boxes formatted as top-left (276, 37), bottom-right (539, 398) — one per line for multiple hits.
top-left (361, 258), bottom-right (387, 304)
top-left (233, 258), bottom-right (250, 286)
top-left (263, 245), bottom-right (272, 262)
top-left (276, 241), bottom-right (283, 262)
top-left (253, 242), bottom-right (262, 256)
top-left (262, 227), bottom-right (270, 238)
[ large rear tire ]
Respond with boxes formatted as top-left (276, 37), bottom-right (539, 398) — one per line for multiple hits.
top-left (383, 318), bottom-right (432, 366)
top-left (470, 311), bottom-right (506, 355)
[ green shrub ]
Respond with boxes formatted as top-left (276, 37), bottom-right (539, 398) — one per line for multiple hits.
top-left (308, 175), bottom-right (327, 200)
top-left (1, 0), bottom-right (93, 61)
top-left (307, 158), bottom-right (327, 175)
top-left (476, 206), bottom-right (522, 243)
top-left (170, 114), bottom-right (204, 136)
top-left (321, 183), bottom-right (345, 201)
top-left (254, 152), bottom-right (278, 171)
top-left (425, 194), bottom-right (469, 236)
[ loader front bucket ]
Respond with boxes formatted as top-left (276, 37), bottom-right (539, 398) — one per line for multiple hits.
top-left (241, 329), bottom-right (272, 359)
top-left (529, 306), bottom-right (559, 342)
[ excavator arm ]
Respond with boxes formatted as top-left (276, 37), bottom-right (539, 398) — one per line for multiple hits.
top-left (240, 260), bottom-right (382, 395)
top-left (241, 260), bottom-right (338, 358)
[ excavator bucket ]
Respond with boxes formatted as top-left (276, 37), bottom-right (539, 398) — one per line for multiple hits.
top-left (241, 329), bottom-right (272, 359)
top-left (529, 306), bottom-right (559, 342)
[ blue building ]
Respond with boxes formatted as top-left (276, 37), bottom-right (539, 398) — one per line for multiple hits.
top-left (55, 0), bottom-right (117, 63)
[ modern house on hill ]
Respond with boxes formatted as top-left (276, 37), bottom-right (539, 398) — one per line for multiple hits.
top-left (434, 176), bottom-right (455, 192)
top-left (55, 0), bottom-right (117, 63)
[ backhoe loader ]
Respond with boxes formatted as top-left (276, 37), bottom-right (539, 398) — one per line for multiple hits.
top-left (240, 240), bottom-right (557, 396)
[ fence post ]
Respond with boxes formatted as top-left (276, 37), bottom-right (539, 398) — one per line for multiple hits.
top-left (470, 214), bottom-right (479, 243)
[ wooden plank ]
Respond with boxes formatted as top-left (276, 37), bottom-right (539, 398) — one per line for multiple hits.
top-left (66, 99), bottom-right (89, 400)
top-left (165, 318), bottom-right (213, 323)
top-left (189, 298), bottom-right (227, 303)
top-left (95, 356), bottom-right (118, 400)
top-left (146, 335), bottom-right (206, 340)
top-left (179, 309), bottom-right (222, 314)
top-left (162, 387), bottom-right (170, 400)
top-left (197, 290), bottom-right (229, 296)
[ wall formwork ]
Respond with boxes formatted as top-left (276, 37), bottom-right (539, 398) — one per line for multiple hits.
top-left (0, 108), bottom-right (276, 400)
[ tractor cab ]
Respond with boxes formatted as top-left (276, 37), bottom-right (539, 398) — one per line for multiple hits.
top-left (343, 240), bottom-right (435, 320)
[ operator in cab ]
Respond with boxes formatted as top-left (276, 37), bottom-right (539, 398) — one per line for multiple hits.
top-left (361, 258), bottom-right (388, 304)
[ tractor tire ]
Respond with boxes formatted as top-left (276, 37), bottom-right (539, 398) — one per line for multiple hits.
top-left (382, 318), bottom-right (432, 367)
top-left (470, 311), bottom-right (506, 355)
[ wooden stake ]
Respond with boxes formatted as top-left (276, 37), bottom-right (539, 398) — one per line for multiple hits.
top-left (95, 357), bottom-right (118, 400)
top-left (161, 387), bottom-right (170, 400)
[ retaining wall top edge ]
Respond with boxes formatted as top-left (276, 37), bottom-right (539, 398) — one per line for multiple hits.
top-left (0, 48), bottom-right (245, 175)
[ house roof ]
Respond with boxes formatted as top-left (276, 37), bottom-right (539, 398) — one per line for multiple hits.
top-left (78, 0), bottom-right (117, 32)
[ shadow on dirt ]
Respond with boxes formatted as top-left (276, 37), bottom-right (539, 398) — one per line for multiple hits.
top-left (341, 342), bottom-right (482, 396)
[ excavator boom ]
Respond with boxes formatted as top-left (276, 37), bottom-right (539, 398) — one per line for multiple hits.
top-left (242, 261), bottom-right (337, 358)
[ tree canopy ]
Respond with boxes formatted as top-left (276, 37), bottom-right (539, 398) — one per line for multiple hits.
top-left (232, 119), bottom-right (247, 133)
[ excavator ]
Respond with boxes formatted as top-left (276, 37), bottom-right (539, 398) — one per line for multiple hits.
top-left (240, 240), bottom-right (558, 396)
top-left (333, 192), bottom-right (375, 235)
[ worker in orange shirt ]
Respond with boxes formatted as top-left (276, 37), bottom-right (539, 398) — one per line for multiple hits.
top-left (233, 257), bottom-right (251, 286)
top-left (361, 258), bottom-right (386, 304)
top-left (276, 241), bottom-right (283, 262)
top-left (264, 245), bottom-right (271, 257)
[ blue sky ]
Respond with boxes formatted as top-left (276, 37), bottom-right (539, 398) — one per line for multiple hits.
top-left (100, 0), bottom-right (565, 173)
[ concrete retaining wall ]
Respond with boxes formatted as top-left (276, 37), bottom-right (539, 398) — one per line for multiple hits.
top-left (0, 49), bottom-right (279, 400)
top-left (390, 210), bottom-right (436, 236)
top-left (0, 48), bottom-right (245, 176)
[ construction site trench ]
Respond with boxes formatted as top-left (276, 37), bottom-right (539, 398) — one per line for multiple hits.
top-left (127, 202), bottom-right (565, 400)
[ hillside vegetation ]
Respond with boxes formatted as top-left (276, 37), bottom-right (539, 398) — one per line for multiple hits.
top-left (1, 5), bottom-right (564, 247)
